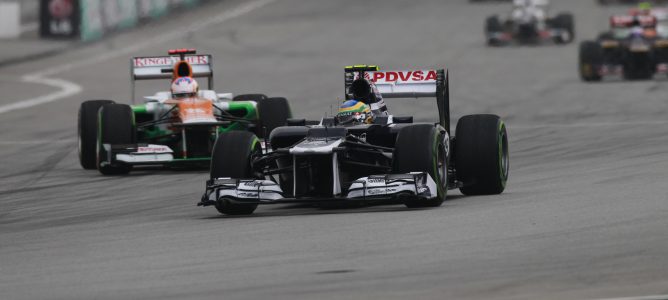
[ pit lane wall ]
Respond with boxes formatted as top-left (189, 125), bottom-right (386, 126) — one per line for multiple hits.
top-left (40, 0), bottom-right (200, 41)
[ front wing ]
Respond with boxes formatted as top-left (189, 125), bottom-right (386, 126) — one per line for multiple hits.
top-left (99, 143), bottom-right (210, 167)
top-left (198, 172), bottom-right (438, 206)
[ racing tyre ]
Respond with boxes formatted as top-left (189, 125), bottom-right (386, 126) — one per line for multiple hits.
top-left (553, 13), bottom-right (575, 44)
top-left (485, 16), bottom-right (504, 46)
top-left (579, 41), bottom-right (603, 82)
top-left (393, 124), bottom-right (447, 208)
top-left (97, 104), bottom-right (136, 175)
top-left (256, 97), bottom-right (292, 138)
top-left (210, 131), bottom-right (261, 215)
top-left (78, 100), bottom-right (114, 169)
top-left (454, 114), bottom-right (509, 195)
top-left (233, 94), bottom-right (267, 102)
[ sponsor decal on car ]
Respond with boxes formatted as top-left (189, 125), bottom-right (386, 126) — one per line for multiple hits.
top-left (133, 55), bottom-right (210, 67)
top-left (354, 70), bottom-right (438, 83)
top-left (137, 145), bottom-right (172, 153)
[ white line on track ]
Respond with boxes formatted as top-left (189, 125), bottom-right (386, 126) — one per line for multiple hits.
top-left (0, 0), bottom-right (276, 115)
top-left (592, 294), bottom-right (668, 300)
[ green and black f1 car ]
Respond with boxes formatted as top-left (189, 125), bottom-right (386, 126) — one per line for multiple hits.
top-left (77, 49), bottom-right (291, 175)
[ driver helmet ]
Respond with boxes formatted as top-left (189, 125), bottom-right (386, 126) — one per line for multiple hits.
top-left (336, 100), bottom-right (372, 125)
top-left (171, 76), bottom-right (199, 99)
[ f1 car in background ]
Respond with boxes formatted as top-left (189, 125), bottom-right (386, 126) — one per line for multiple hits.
top-left (579, 15), bottom-right (668, 81)
top-left (199, 65), bottom-right (509, 215)
top-left (77, 49), bottom-right (291, 175)
top-left (485, 0), bottom-right (575, 46)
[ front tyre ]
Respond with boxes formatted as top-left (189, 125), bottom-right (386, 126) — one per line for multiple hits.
top-left (393, 124), bottom-right (447, 208)
top-left (579, 41), bottom-right (603, 82)
top-left (78, 100), bottom-right (114, 169)
top-left (97, 104), bottom-right (136, 175)
top-left (454, 114), bottom-right (509, 195)
top-left (210, 131), bottom-right (262, 215)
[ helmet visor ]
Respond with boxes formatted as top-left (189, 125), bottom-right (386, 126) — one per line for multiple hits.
top-left (336, 112), bottom-right (366, 125)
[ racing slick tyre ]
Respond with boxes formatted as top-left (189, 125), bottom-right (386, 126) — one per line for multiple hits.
top-left (553, 13), bottom-right (575, 44)
top-left (579, 41), bottom-right (603, 82)
top-left (96, 104), bottom-right (136, 175)
top-left (210, 131), bottom-right (261, 215)
top-left (78, 100), bottom-right (115, 169)
top-left (233, 94), bottom-right (267, 102)
top-left (454, 114), bottom-right (509, 196)
top-left (485, 16), bottom-right (504, 46)
top-left (392, 124), bottom-right (447, 208)
top-left (256, 97), bottom-right (292, 138)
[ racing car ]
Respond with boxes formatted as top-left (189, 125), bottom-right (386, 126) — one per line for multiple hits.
top-left (485, 0), bottom-right (575, 46)
top-left (77, 49), bottom-right (291, 175)
top-left (579, 15), bottom-right (668, 81)
top-left (198, 65), bottom-right (509, 215)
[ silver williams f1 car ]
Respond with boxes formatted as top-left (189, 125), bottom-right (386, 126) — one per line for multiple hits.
top-left (199, 66), bottom-right (509, 215)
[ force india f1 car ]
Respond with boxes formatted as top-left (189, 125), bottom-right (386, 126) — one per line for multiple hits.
top-left (199, 66), bottom-right (510, 215)
top-left (77, 49), bottom-right (291, 175)
top-left (579, 15), bottom-right (668, 81)
top-left (485, 0), bottom-right (575, 46)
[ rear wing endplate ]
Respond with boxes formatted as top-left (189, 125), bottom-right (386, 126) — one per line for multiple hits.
top-left (344, 67), bottom-right (450, 132)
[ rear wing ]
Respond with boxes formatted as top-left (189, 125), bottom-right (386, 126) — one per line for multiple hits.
top-left (610, 15), bottom-right (656, 28)
top-left (130, 50), bottom-right (214, 103)
top-left (344, 66), bottom-right (450, 132)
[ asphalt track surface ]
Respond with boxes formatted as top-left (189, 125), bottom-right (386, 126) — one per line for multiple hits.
top-left (1, 1), bottom-right (668, 299)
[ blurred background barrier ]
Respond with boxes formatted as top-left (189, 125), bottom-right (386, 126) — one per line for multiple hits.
top-left (39, 0), bottom-right (202, 41)
top-left (0, 2), bottom-right (21, 38)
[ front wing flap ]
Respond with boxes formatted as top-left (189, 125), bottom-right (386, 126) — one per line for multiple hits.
top-left (198, 172), bottom-right (438, 206)
top-left (100, 143), bottom-right (175, 166)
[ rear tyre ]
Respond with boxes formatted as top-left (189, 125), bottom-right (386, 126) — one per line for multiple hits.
top-left (579, 41), bottom-right (603, 82)
top-left (97, 104), bottom-right (136, 175)
top-left (210, 131), bottom-right (261, 215)
top-left (454, 114), bottom-right (509, 195)
top-left (485, 15), bottom-right (504, 46)
top-left (233, 94), bottom-right (267, 102)
top-left (256, 97), bottom-right (292, 138)
top-left (393, 124), bottom-right (447, 208)
top-left (78, 100), bottom-right (115, 169)
top-left (553, 13), bottom-right (575, 44)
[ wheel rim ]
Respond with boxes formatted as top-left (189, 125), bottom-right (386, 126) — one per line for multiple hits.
top-left (435, 135), bottom-right (447, 194)
top-left (498, 123), bottom-right (509, 184)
